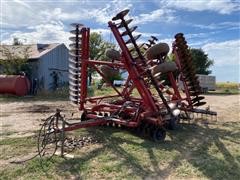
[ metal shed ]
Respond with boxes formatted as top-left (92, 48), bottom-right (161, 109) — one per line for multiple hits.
top-left (0, 43), bottom-right (69, 90)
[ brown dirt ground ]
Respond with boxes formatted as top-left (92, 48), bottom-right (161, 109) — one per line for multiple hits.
top-left (0, 94), bottom-right (239, 139)
top-left (0, 100), bottom-right (81, 139)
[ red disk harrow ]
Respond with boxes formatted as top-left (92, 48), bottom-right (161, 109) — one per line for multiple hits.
top-left (38, 9), bottom-right (217, 158)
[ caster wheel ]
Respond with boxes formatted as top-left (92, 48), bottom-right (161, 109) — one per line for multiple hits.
top-left (136, 123), bottom-right (144, 135)
top-left (168, 117), bottom-right (179, 130)
top-left (81, 111), bottom-right (88, 121)
top-left (142, 124), bottom-right (151, 137)
top-left (152, 128), bottom-right (166, 142)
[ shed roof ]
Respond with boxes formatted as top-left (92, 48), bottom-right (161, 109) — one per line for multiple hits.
top-left (0, 43), bottom-right (61, 60)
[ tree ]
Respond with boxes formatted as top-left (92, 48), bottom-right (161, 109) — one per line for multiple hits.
top-left (88, 32), bottom-right (115, 85)
top-left (0, 46), bottom-right (31, 77)
top-left (190, 48), bottom-right (214, 75)
top-left (89, 32), bottom-right (103, 60)
top-left (90, 32), bottom-right (116, 60)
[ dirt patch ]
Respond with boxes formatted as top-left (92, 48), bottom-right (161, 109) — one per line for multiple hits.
top-left (203, 95), bottom-right (240, 122)
top-left (0, 95), bottom-right (239, 139)
top-left (0, 100), bottom-right (78, 138)
top-left (24, 104), bottom-right (52, 113)
top-left (1, 152), bottom-right (38, 166)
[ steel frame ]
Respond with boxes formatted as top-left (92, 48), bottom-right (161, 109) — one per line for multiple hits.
top-left (66, 10), bottom-right (217, 134)
top-left (38, 10), bottom-right (218, 160)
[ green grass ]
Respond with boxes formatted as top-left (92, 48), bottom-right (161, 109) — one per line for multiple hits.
top-left (1, 122), bottom-right (240, 179)
top-left (1, 82), bottom-right (239, 102)
top-left (0, 84), bottom-right (141, 103)
top-left (0, 84), bottom-right (239, 178)
top-left (92, 86), bottom-right (118, 97)
top-left (0, 86), bottom-right (69, 102)
top-left (216, 82), bottom-right (239, 89)
top-left (208, 82), bottom-right (240, 95)
top-left (0, 85), bottom-right (118, 102)
top-left (0, 136), bottom-right (36, 161)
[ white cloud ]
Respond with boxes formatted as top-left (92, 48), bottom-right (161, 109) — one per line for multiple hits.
top-left (186, 31), bottom-right (219, 39)
top-left (133, 9), bottom-right (175, 25)
top-left (193, 21), bottom-right (240, 30)
top-left (1, 1), bottom-right (37, 28)
top-left (87, 0), bottom-right (133, 24)
top-left (160, 0), bottom-right (239, 14)
top-left (12, 0), bottom-right (31, 9)
top-left (0, 1), bottom-right (159, 47)
top-left (131, 30), bottom-right (160, 38)
top-left (1, 22), bottom-right (70, 46)
top-left (157, 38), bottom-right (173, 45)
top-left (202, 39), bottom-right (240, 66)
top-left (188, 39), bottom-right (212, 47)
top-left (184, 32), bottom-right (218, 47)
top-left (1, 0), bottom-right (132, 29)
top-left (91, 28), bottom-right (111, 38)
top-left (91, 28), bottom-right (162, 47)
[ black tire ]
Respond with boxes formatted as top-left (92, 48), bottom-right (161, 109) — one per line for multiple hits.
top-left (81, 111), bottom-right (90, 121)
top-left (168, 117), bottom-right (179, 130)
top-left (145, 43), bottom-right (170, 60)
top-left (151, 62), bottom-right (177, 75)
top-left (142, 124), bottom-right (151, 137)
top-left (105, 49), bottom-right (120, 60)
top-left (152, 127), bottom-right (166, 142)
top-left (136, 123), bottom-right (144, 135)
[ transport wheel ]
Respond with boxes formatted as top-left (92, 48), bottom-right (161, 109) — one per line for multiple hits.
top-left (145, 43), bottom-right (170, 60)
top-left (81, 111), bottom-right (91, 121)
top-left (136, 123), bottom-right (144, 134)
top-left (105, 49), bottom-right (120, 60)
top-left (151, 61), bottom-right (177, 75)
top-left (100, 65), bottom-right (119, 77)
top-left (168, 117), bottom-right (178, 130)
top-left (142, 124), bottom-right (151, 137)
top-left (80, 111), bottom-right (86, 121)
top-left (152, 127), bottom-right (166, 142)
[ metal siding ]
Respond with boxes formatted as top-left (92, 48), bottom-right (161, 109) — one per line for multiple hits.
top-left (37, 57), bottom-right (45, 89)
top-left (29, 61), bottom-right (40, 83)
top-left (38, 44), bottom-right (69, 90)
top-left (196, 74), bottom-right (216, 91)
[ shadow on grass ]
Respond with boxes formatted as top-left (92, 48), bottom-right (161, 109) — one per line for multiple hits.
top-left (55, 122), bottom-right (240, 179)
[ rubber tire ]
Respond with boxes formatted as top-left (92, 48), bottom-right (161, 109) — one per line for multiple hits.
top-left (136, 123), bottom-right (144, 134)
top-left (142, 124), bottom-right (152, 137)
top-left (152, 128), bottom-right (166, 142)
top-left (105, 49), bottom-right (120, 60)
top-left (81, 111), bottom-right (90, 121)
top-left (100, 65), bottom-right (119, 77)
top-left (145, 43), bottom-right (170, 60)
top-left (151, 61), bottom-right (177, 75)
top-left (167, 117), bottom-right (179, 130)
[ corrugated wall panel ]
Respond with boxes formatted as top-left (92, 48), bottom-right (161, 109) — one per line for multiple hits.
top-left (38, 44), bottom-right (69, 90)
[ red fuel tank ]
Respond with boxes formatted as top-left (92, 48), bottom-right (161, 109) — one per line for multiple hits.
top-left (0, 75), bottom-right (31, 96)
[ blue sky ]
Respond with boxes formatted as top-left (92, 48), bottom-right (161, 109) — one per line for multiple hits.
top-left (1, 0), bottom-right (239, 82)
